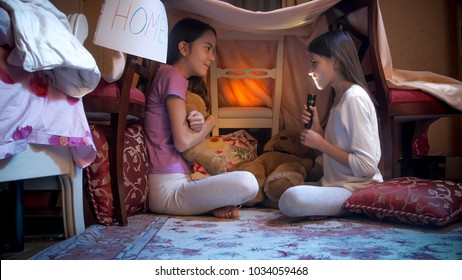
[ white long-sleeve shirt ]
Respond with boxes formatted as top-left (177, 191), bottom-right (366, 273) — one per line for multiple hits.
top-left (321, 84), bottom-right (383, 191)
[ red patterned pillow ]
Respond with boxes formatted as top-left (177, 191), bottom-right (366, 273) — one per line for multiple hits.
top-left (86, 124), bottom-right (113, 225)
top-left (343, 177), bottom-right (462, 226)
top-left (86, 121), bottom-right (149, 225)
top-left (122, 124), bottom-right (149, 216)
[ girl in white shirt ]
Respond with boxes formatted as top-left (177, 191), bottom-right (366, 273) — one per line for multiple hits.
top-left (278, 30), bottom-right (383, 217)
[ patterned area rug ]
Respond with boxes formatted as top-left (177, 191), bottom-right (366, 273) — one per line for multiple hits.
top-left (30, 208), bottom-right (462, 260)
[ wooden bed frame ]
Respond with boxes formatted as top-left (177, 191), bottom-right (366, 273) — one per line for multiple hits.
top-left (0, 144), bottom-right (85, 250)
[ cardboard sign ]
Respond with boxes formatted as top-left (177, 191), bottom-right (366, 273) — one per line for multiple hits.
top-left (94, 0), bottom-right (168, 63)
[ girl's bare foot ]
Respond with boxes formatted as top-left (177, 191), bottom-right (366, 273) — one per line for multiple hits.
top-left (211, 206), bottom-right (239, 219)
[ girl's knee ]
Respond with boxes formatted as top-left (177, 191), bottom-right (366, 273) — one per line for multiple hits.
top-left (278, 188), bottom-right (303, 217)
top-left (236, 171), bottom-right (259, 198)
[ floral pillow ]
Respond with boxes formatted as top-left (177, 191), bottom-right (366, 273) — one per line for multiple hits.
top-left (85, 123), bottom-right (112, 225)
top-left (86, 121), bottom-right (149, 225)
top-left (343, 177), bottom-right (462, 227)
top-left (191, 130), bottom-right (258, 180)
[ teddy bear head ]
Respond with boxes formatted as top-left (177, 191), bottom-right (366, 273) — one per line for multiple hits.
top-left (263, 129), bottom-right (317, 158)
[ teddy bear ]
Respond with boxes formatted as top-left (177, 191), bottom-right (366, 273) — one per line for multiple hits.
top-left (181, 90), bottom-right (227, 175)
top-left (231, 129), bottom-right (323, 207)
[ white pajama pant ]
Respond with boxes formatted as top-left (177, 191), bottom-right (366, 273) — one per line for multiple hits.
top-left (148, 171), bottom-right (259, 216)
top-left (278, 185), bottom-right (352, 217)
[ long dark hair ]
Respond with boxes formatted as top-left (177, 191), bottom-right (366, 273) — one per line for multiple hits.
top-left (308, 30), bottom-right (369, 95)
top-left (166, 18), bottom-right (217, 65)
top-left (308, 30), bottom-right (376, 126)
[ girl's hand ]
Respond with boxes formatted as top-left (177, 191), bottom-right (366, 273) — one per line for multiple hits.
top-left (300, 128), bottom-right (324, 150)
top-left (301, 105), bottom-right (322, 134)
top-left (301, 104), bottom-right (311, 127)
top-left (187, 110), bottom-right (205, 132)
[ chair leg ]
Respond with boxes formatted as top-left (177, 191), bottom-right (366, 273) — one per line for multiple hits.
top-left (109, 113), bottom-right (128, 226)
top-left (400, 121), bottom-right (415, 177)
top-left (379, 117), bottom-right (394, 180)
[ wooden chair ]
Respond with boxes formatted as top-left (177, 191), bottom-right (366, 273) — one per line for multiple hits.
top-left (328, 0), bottom-right (462, 180)
top-left (209, 32), bottom-right (284, 137)
top-left (83, 54), bottom-right (158, 226)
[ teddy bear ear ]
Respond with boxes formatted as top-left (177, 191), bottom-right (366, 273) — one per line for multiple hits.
top-left (263, 131), bottom-right (280, 152)
top-left (262, 140), bottom-right (275, 152)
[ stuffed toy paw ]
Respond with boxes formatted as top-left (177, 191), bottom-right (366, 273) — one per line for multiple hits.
top-left (231, 129), bottom-right (323, 207)
top-left (263, 162), bottom-right (307, 202)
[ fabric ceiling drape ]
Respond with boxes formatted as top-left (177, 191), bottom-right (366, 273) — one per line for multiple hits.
top-left (163, 0), bottom-right (462, 132)
top-left (164, 0), bottom-right (342, 131)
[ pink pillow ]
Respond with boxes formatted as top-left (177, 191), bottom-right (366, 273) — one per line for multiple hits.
top-left (343, 177), bottom-right (462, 227)
top-left (85, 80), bottom-right (146, 105)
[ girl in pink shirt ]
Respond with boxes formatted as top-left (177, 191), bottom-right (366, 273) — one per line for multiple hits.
top-left (144, 18), bottom-right (258, 219)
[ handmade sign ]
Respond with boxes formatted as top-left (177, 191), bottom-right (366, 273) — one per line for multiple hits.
top-left (94, 0), bottom-right (168, 62)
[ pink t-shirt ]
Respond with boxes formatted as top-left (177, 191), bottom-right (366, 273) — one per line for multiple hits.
top-left (143, 64), bottom-right (192, 174)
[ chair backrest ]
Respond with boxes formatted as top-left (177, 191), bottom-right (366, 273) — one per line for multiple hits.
top-left (325, 0), bottom-right (371, 84)
top-left (210, 32), bottom-right (284, 136)
top-left (83, 55), bottom-right (158, 117)
top-left (117, 54), bottom-right (159, 118)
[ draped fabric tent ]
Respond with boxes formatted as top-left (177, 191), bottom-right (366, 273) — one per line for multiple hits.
top-left (163, 0), bottom-right (462, 132)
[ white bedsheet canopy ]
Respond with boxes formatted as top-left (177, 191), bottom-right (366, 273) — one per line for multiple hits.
top-left (163, 0), bottom-right (462, 132)
top-left (165, 0), bottom-right (339, 34)
top-left (164, 0), bottom-right (344, 131)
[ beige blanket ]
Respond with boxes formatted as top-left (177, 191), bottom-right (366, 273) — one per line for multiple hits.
top-left (130, 0), bottom-right (461, 131)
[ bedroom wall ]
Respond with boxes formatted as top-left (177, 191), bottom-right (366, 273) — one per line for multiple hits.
top-left (379, 0), bottom-right (462, 179)
top-left (50, 0), bottom-right (105, 73)
top-left (379, 0), bottom-right (457, 78)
